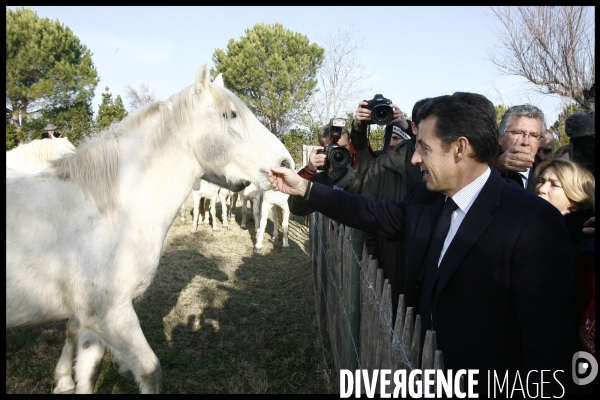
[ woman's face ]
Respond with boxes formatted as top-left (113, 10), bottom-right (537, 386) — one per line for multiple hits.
top-left (535, 166), bottom-right (574, 214)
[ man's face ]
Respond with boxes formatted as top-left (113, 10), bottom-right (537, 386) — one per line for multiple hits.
top-left (387, 133), bottom-right (403, 153)
top-left (536, 131), bottom-right (554, 160)
top-left (336, 133), bottom-right (350, 150)
top-left (322, 135), bottom-right (331, 147)
top-left (411, 116), bottom-right (459, 196)
top-left (499, 116), bottom-right (543, 157)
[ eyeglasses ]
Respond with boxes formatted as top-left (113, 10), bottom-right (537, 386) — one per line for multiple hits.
top-left (505, 130), bottom-right (543, 141)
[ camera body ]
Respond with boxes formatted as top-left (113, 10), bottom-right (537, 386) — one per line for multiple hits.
top-left (316, 118), bottom-right (352, 171)
top-left (363, 94), bottom-right (394, 125)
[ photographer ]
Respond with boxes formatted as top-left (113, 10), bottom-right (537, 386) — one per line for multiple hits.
top-left (360, 97), bottom-right (431, 318)
top-left (289, 122), bottom-right (362, 216)
top-left (350, 95), bottom-right (413, 176)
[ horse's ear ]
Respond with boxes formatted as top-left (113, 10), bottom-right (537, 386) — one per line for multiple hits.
top-left (195, 64), bottom-right (210, 95)
top-left (213, 73), bottom-right (224, 88)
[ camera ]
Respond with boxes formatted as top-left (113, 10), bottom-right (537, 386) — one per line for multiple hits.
top-left (316, 118), bottom-right (352, 170)
top-left (363, 94), bottom-right (394, 125)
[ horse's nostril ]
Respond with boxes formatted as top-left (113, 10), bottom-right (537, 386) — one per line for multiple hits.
top-left (281, 159), bottom-right (291, 169)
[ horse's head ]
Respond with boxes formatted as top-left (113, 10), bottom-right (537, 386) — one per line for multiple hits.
top-left (189, 64), bottom-right (294, 192)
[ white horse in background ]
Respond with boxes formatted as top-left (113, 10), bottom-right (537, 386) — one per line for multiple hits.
top-left (190, 179), bottom-right (231, 232)
top-left (254, 189), bottom-right (291, 255)
top-left (6, 64), bottom-right (294, 394)
top-left (6, 136), bottom-right (76, 174)
top-left (236, 183), bottom-right (262, 230)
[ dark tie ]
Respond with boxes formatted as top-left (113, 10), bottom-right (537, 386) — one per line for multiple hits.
top-left (418, 197), bottom-right (459, 334)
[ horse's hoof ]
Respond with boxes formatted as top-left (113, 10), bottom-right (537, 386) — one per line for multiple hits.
top-left (190, 229), bottom-right (197, 234)
top-left (282, 246), bottom-right (290, 252)
top-left (53, 378), bottom-right (76, 394)
top-left (254, 247), bottom-right (263, 255)
top-left (212, 227), bottom-right (219, 231)
top-left (241, 225), bottom-right (247, 230)
top-left (272, 237), bottom-right (280, 243)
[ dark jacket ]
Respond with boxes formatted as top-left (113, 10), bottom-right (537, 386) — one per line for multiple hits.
top-left (564, 208), bottom-right (595, 256)
top-left (360, 137), bottom-right (422, 318)
top-left (305, 170), bottom-right (577, 394)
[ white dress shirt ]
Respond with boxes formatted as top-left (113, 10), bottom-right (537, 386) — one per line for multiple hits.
top-left (437, 167), bottom-right (491, 266)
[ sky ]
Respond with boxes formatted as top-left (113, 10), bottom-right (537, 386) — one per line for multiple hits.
top-left (10, 6), bottom-right (576, 126)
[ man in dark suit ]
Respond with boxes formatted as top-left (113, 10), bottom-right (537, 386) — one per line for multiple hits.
top-left (269, 92), bottom-right (577, 394)
top-left (494, 104), bottom-right (546, 192)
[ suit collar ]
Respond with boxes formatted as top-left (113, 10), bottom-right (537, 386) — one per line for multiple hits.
top-left (435, 170), bottom-right (505, 296)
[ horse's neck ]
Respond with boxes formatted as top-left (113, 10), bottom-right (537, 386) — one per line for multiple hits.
top-left (117, 127), bottom-right (201, 229)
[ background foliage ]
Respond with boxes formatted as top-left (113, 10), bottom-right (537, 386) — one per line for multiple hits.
top-left (212, 22), bottom-right (324, 138)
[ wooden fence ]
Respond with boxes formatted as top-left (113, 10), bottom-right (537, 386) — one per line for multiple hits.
top-left (309, 212), bottom-right (445, 392)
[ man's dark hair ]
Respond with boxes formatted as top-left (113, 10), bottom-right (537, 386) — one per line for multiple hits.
top-left (411, 97), bottom-right (432, 127)
top-left (318, 125), bottom-right (349, 146)
top-left (417, 92), bottom-right (499, 166)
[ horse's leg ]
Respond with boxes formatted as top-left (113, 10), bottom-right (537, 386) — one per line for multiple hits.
top-left (229, 193), bottom-right (238, 222)
top-left (110, 348), bottom-right (136, 382)
top-left (53, 317), bottom-right (78, 394)
top-left (73, 327), bottom-right (106, 394)
top-left (241, 198), bottom-right (248, 230)
top-left (218, 192), bottom-right (229, 230)
top-left (282, 206), bottom-right (291, 252)
top-left (252, 196), bottom-right (261, 229)
top-left (91, 307), bottom-right (162, 394)
top-left (201, 198), bottom-right (211, 226)
top-left (191, 190), bottom-right (201, 233)
top-left (271, 206), bottom-right (280, 244)
top-left (254, 201), bottom-right (270, 255)
top-left (210, 194), bottom-right (219, 231)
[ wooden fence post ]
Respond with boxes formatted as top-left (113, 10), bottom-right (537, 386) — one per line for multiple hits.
top-left (344, 227), bottom-right (364, 372)
top-left (309, 215), bottom-right (447, 393)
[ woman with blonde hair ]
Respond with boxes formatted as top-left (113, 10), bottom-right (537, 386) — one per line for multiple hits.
top-left (534, 158), bottom-right (595, 254)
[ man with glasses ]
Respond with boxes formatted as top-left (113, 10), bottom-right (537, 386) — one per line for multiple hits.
top-left (495, 104), bottom-right (546, 192)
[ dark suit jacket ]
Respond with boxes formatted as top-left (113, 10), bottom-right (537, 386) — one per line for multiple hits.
top-left (306, 169), bottom-right (577, 393)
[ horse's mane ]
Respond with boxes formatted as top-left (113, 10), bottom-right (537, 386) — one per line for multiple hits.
top-left (52, 81), bottom-right (250, 215)
top-left (6, 138), bottom-right (75, 172)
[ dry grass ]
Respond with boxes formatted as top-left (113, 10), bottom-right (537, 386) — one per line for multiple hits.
top-left (6, 196), bottom-right (334, 394)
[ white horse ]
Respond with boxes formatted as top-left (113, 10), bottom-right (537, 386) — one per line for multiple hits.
top-left (237, 183), bottom-right (262, 230)
top-left (6, 63), bottom-right (294, 394)
top-left (6, 136), bottom-right (76, 174)
top-left (190, 179), bottom-right (230, 232)
top-left (254, 189), bottom-right (291, 255)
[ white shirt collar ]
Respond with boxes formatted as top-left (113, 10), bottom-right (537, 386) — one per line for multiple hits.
top-left (450, 167), bottom-right (491, 213)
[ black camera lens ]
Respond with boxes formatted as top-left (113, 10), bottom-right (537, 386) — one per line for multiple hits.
top-left (329, 146), bottom-right (352, 169)
top-left (371, 105), bottom-right (393, 125)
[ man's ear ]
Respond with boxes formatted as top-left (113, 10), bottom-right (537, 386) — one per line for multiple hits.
top-left (456, 136), bottom-right (470, 159)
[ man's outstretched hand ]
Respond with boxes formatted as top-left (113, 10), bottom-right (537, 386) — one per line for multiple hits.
top-left (269, 167), bottom-right (309, 197)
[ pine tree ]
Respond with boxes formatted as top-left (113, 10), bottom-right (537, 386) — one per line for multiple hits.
top-left (6, 7), bottom-right (98, 139)
top-left (96, 87), bottom-right (128, 132)
top-left (212, 23), bottom-right (324, 138)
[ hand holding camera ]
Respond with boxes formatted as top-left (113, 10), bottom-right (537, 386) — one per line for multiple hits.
top-left (316, 118), bottom-right (353, 171)
top-left (306, 146), bottom-right (327, 173)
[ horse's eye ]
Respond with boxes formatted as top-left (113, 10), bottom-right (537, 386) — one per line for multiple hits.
top-left (223, 111), bottom-right (237, 119)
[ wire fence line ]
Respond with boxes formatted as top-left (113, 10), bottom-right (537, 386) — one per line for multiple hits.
top-left (309, 211), bottom-right (445, 393)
